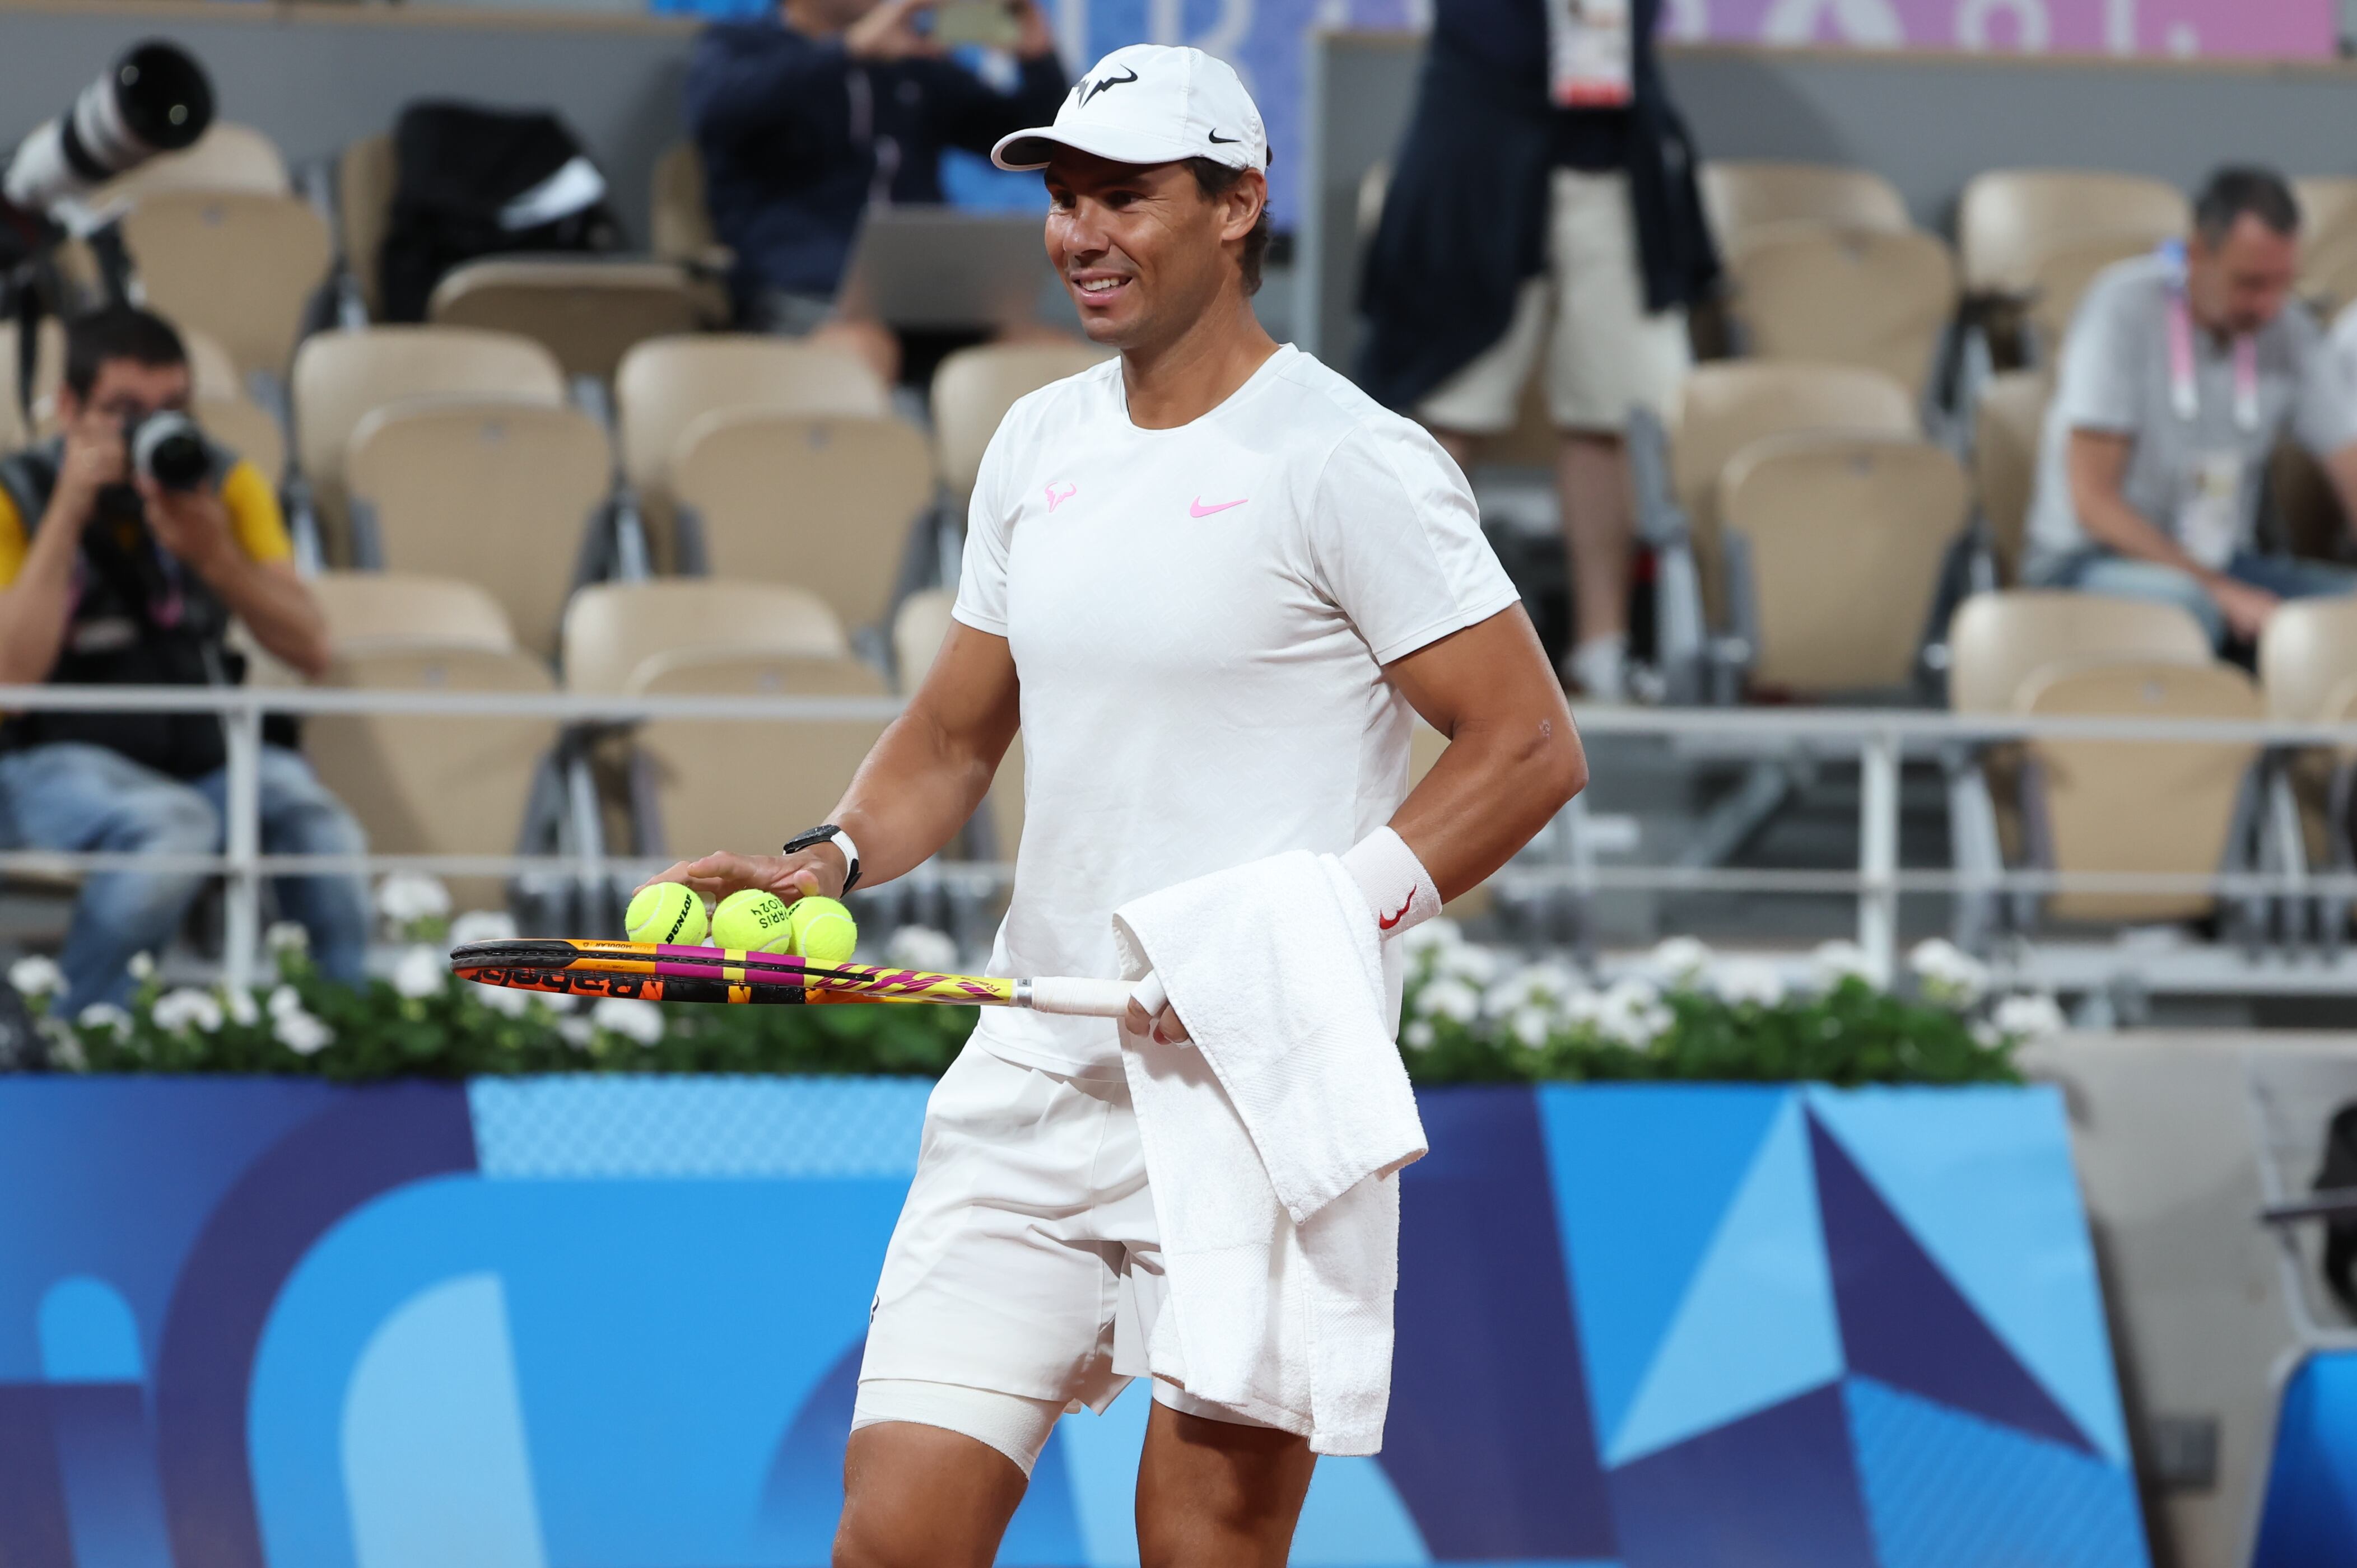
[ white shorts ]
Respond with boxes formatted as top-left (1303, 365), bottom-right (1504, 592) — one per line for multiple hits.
top-left (1417, 168), bottom-right (1692, 436)
top-left (857, 1043), bottom-right (1273, 1457)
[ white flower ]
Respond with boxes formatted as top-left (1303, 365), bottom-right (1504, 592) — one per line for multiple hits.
top-left (151, 988), bottom-right (223, 1035)
top-left (1711, 959), bottom-right (1787, 1009)
top-left (1908, 938), bottom-right (1990, 1007)
top-left (223, 988), bottom-right (259, 1028)
top-left (537, 990), bottom-right (579, 1014)
top-left (1436, 942), bottom-right (1501, 984)
top-left (264, 921), bottom-right (309, 954)
top-left (1596, 978), bottom-right (1673, 1048)
top-left (375, 871), bottom-right (453, 925)
top-left (885, 925), bottom-right (959, 972)
top-left (273, 1007), bottom-right (333, 1056)
top-left (449, 909), bottom-right (520, 948)
top-left (590, 996), bottom-right (665, 1046)
top-left (1988, 991), bottom-right (2067, 1040)
top-left (46, 1029), bottom-right (87, 1070)
top-left (1647, 935), bottom-right (1715, 988)
top-left (1509, 1006), bottom-right (1553, 1049)
top-left (267, 984), bottom-right (305, 1020)
top-left (557, 1016), bottom-right (595, 1049)
top-left (8, 955), bottom-right (63, 1000)
top-left (390, 945), bottom-right (446, 1000)
top-left (1399, 918), bottom-right (1464, 959)
top-left (1401, 1019), bottom-right (1437, 1050)
top-left (1412, 976), bottom-right (1482, 1024)
top-left (1485, 962), bottom-right (1584, 1018)
top-left (128, 951), bottom-right (155, 982)
top-left (1810, 940), bottom-right (1878, 988)
top-left (75, 1002), bottom-right (131, 1039)
top-left (473, 982), bottom-right (530, 1017)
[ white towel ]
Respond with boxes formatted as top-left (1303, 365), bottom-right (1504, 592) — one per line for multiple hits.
top-left (1111, 850), bottom-right (1427, 1455)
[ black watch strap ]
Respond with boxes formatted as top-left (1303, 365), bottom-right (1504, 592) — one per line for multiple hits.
top-left (783, 824), bottom-right (861, 893)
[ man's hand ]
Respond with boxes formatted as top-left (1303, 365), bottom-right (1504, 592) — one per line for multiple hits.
top-left (845, 0), bottom-right (943, 62)
top-left (1122, 971), bottom-right (1190, 1045)
top-left (138, 477), bottom-right (239, 577)
top-left (637, 847), bottom-right (847, 906)
top-left (1010, 0), bottom-right (1055, 59)
top-left (2209, 576), bottom-right (2280, 641)
top-left (46, 410), bottom-right (128, 535)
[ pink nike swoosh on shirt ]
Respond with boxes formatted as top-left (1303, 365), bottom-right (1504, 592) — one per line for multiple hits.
top-left (1190, 496), bottom-right (1248, 517)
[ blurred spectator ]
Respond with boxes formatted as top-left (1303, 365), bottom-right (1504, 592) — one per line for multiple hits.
top-left (686, 0), bottom-right (1068, 382)
top-left (0, 308), bottom-right (369, 1012)
top-left (2025, 166), bottom-right (2357, 646)
top-left (1357, 0), bottom-right (1717, 702)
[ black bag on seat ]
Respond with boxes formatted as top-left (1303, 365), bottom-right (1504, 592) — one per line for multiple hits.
top-left (2316, 1103), bottom-right (2357, 1314)
top-left (378, 101), bottom-right (621, 323)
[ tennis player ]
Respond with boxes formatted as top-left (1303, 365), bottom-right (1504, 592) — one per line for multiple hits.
top-left (649, 43), bottom-right (1585, 1567)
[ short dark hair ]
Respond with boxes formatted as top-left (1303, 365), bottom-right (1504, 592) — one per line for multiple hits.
top-left (1185, 157), bottom-right (1271, 297)
top-left (2194, 166), bottom-right (2300, 247)
top-left (63, 305), bottom-right (188, 400)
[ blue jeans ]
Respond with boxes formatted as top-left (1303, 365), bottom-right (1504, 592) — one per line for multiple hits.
top-left (0, 742), bottom-right (371, 1012)
top-left (2033, 549), bottom-right (2357, 647)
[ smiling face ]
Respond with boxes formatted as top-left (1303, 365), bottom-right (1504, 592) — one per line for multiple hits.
top-left (1043, 148), bottom-right (1266, 353)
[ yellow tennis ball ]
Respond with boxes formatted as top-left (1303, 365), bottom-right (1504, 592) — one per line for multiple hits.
top-left (626, 881), bottom-right (707, 946)
top-left (788, 895), bottom-right (859, 967)
top-left (711, 889), bottom-right (796, 953)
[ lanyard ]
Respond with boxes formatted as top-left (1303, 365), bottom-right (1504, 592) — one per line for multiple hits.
top-left (2165, 285), bottom-right (2259, 433)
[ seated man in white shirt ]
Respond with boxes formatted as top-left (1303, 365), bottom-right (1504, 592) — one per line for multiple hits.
top-left (2023, 165), bottom-right (2357, 646)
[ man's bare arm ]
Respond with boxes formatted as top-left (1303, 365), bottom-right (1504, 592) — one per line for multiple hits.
top-left (2067, 429), bottom-right (2274, 640)
top-left (646, 620), bottom-right (1021, 902)
top-left (1380, 605), bottom-right (1587, 900)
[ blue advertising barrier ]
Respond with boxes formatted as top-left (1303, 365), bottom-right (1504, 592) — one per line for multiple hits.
top-left (0, 1075), bottom-right (2148, 1567)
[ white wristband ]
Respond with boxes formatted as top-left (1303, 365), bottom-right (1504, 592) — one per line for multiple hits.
top-left (1341, 826), bottom-right (1442, 940)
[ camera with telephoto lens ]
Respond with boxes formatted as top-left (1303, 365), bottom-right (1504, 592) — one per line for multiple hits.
top-left (1, 43), bottom-right (214, 225)
top-left (128, 410), bottom-right (211, 492)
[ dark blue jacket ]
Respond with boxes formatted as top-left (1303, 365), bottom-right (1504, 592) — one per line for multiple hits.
top-left (685, 18), bottom-right (1069, 307)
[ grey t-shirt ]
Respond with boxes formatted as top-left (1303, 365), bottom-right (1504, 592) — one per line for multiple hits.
top-left (2024, 253), bottom-right (2357, 575)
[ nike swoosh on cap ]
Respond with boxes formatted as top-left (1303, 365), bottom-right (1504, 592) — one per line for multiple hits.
top-left (1207, 130), bottom-right (1240, 144)
top-left (1189, 497), bottom-right (1247, 517)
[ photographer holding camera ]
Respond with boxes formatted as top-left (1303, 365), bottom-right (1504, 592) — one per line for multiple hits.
top-left (0, 307), bottom-right (369, 1014)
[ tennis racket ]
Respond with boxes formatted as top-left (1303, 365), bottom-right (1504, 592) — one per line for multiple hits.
top-left (449, 937), bottom-right (1138, 1018)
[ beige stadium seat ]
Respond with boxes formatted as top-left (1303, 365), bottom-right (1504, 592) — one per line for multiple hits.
top-left (307, 644), bottom-right (559, 908)
top-left (428, 259), bottom-right (709, 385)
top-left (2261, 600), bottom-right (2357, 724)
top-left (345, 400), bottom-right (612, 657)
top-left (670, 410), bottom-right (933, 632)
top-left (561, 580), bottom-right (849, 695)
top-left (892, 587), bottom-right (958, 692)
top-left (291, 326), bottom-right (566, 563)
top-left (629, 653), bottom-right (891, 857)
top-left (1669, 361), bottom-right (1917, 624)
top-left (1972, 370), bottom-right (2049, 582)
top-left (1958, 169), bottom-right (2188, 296)
top-left (0, 319), bottom-right (64, 449)
top-left (616, 335), bottom-right (889, 567)
top-left (2021, 659), bottom-right (2261, 924)
top-left (2298, 177), bottom-right (2357, 247)
top-left (651, 141), bottom-right (724, 268)
top-left (1724, 225), bottom-right (1957, 394)
top-left (120, 192), bottom-right (334, 379)
top-left (96, 122), bottom-right (288, 202)
top-left (931, 341), bottom-right (1115, 498)
top-left (339, 133), bottom-right (398, 319)
top-left (308, 571), bottom-right (519, 652)
top-left (2023, 232), bottom-right (2157, 358)
top-left (1720, 434), bottom-right (1969, 694)
top-left (1700, 161), bottom-right (1910, 254)
top-left (198, 394), bottom-right (286, 488)
top-left (179, 325), bottom-right (243, 402)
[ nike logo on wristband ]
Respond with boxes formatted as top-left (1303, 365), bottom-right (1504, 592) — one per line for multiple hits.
top-left (1378, 894), bottom-right (1414, 930)
top-left (1190, 496), bottom-right (1247, 517)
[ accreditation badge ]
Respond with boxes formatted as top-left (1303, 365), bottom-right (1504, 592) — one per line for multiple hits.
top-left (1547, 0), bottom-right (1634, 109)
top-left (2177, 449), bottom-right (2244, 571)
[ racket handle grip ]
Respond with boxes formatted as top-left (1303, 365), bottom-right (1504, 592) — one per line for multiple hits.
top-left (1027, 977), bottom-right (1139, 1018)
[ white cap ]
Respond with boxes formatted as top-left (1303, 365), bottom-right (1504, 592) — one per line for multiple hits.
top-left (991, 44), bottom-right (1269, 175)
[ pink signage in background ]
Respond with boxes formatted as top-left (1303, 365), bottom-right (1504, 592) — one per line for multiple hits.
top-left (1665, 0), bottom-right (2339, 59)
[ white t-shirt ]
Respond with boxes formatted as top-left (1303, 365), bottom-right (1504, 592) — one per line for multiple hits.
top-left (951, 343), bottom-right (1521, 1079)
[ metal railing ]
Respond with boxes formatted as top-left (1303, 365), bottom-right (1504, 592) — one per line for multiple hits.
top-left (4, 683), bottom-right (2356, 993)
